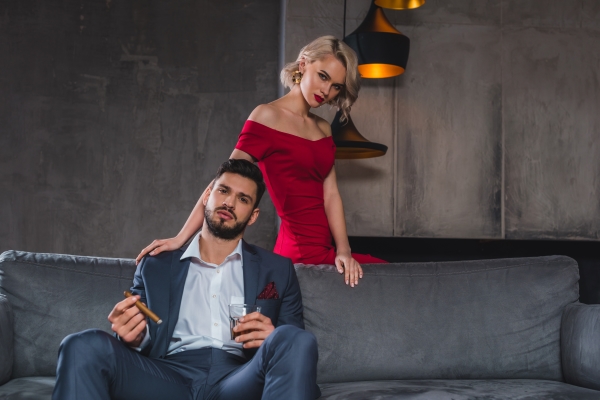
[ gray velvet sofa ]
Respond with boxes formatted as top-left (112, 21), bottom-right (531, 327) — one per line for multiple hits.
top-left (1, 250), bottom-right (599, 399)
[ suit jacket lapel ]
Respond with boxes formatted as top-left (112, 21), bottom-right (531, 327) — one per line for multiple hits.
top-left (165, 253), bottom-right (190, 353)
top-left (145, 250), bottom-right (189, 358)
top-left (242, 240), bottom-right (261, 305)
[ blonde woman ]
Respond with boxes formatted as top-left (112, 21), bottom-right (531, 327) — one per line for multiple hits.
top-left (136, 36), bottom-right (387, 287)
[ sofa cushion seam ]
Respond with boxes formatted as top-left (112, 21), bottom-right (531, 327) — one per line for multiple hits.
top-left (1, 260), bottom-right (132, 280)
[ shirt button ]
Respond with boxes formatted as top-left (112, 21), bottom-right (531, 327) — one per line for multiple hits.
top-left (217, 270), bottom-right (220, 273)
top-left (212, 294), bottom-right (216, 298)
top-left (214, 323), bottom-right (218, 326)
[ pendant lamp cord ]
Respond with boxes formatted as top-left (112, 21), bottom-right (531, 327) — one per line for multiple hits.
top-left (343, 0), bottom-right (347, 38)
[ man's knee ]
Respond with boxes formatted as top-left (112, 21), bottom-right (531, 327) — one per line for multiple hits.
top-left (59, 329), bottom-right (115, 363)
top-left (267, 325), bottom-right (317, 355)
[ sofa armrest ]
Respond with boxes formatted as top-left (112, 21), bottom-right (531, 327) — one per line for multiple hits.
top-left (0, 294), bottom-right (14, 385)
top-left (561, 303), bottom-right (600, 391)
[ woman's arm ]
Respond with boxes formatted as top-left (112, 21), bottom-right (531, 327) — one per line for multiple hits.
top-left (135, 149), bottom-right (255, 264)
top-left (323, 165), bottom-right (363, 287)
top-left (134, 184), bottom-right (210, 264)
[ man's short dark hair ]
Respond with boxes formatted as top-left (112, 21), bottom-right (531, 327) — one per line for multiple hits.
top-left (213, 159), bottom-right (266, 209)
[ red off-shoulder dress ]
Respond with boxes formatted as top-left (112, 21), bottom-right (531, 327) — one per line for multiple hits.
top-left (235, 120), bottom-right (387, 265)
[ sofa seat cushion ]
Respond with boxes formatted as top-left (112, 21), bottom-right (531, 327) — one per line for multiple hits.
top-left (0, 377), bottom-right (55, 399)
top-left (318, 379), bottom-right (600, 399)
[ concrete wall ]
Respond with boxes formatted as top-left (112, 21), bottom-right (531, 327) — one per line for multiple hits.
top-left (284, 0), bottom-right (600, 241)
top-left (2, 0), bottom-right (599, 259)
top-left (0, 0), bottom-right (280, 257)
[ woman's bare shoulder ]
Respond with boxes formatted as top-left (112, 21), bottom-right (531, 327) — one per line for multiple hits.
top-left (248, 104), bottom-right (284, 125)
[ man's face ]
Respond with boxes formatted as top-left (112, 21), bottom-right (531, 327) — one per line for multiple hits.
top-left (203, 172), bottom-right (260, 240)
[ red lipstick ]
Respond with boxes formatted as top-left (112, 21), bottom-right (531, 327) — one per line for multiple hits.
top-left (314, 94), bottom-right (324, 104)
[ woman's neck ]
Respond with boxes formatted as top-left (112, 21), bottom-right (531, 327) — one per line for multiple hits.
top-left (274, 85), bottom-right (311, 119)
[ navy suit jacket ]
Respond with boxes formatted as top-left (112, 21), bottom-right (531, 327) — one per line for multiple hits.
top-left (131, 240), bottom-right (305, 360)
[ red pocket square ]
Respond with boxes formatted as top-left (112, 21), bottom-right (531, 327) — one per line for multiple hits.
top-left (257, 281), bottom-right (279, 300)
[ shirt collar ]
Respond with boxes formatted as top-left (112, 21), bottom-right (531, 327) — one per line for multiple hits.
top-left (180, 231), bottom-right (243, 266)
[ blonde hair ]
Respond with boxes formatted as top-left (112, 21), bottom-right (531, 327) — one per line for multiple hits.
top-left (281, 35), bottom-right (360, 123)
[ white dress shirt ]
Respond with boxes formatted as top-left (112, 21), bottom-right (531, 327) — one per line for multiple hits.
top-left (137, 231), bottom-right (246, 358)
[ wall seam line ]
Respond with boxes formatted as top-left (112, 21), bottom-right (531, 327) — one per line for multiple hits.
top-left (278, 0), bottom-right (287, 99)
top-left (393, 76), bottom-right (398, 237)
top-left (500, 0), bottom-right (506, 239)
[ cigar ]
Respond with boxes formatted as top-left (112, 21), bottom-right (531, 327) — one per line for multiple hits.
top-left (124, 291), bottom-right (162, 325)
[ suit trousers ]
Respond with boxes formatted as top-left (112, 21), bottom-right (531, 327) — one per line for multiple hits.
top-left (52, 325), bottom-right (319, 400)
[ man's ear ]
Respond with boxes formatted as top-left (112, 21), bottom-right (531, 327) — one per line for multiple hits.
top-left (202, 187), bottom-right (212, 206)
top-left (246, 208), bottom-right (260, 227)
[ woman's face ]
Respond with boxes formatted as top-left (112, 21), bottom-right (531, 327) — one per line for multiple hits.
top-left (298, 54), bottom-right (346, 108)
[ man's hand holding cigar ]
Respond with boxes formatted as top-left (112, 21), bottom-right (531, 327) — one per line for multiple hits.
top-left (108, 294), bottom-right (147, 348)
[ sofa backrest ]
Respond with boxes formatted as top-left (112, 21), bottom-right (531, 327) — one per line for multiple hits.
top-left (0, 294), bottom-right (13, 384)
top-left (0, 251), bottom-right (581, 384)
top-left (295, 255), bottom-right (579, 384)
top-left (0, 251), bottom-right (134, 378)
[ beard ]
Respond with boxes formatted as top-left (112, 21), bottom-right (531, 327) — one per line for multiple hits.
top-left (204, 206), bottom-right (251, 240)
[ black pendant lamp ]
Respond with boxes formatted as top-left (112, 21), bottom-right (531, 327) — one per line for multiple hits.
top-left (331, 0), bottom-right (411, 159)
top-left (332, 111), bottom-right (387, 159)
top-left (344, 1), bottom-right (410, 79)
top-left (374, 0), bottom-right (425, 9)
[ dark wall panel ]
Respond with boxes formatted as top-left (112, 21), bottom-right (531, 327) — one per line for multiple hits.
top-left (0, 0), bottom-right (280, 257)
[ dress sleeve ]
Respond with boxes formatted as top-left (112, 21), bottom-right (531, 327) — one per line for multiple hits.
top-left (235, 121), bottom-right (272, 161)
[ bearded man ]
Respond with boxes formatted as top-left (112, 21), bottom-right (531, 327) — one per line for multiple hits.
top-left (52, 159), bottom-right (320, 400)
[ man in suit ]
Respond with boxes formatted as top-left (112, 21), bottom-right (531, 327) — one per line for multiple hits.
top-left (52, 159), bottom-right (320, 400)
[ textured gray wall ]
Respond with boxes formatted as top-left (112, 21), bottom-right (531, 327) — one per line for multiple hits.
top-left (1, 0), bottom-right (280, 257)
top-left (285, 0), bottom-right (600, 241)
top-left (503, 21), bottom-right (600, 240)
top-left (3, 0), bottom-right (600, 259)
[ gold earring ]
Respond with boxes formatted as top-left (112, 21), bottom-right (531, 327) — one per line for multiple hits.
top-left (292, 70), bottom-right (302, 84)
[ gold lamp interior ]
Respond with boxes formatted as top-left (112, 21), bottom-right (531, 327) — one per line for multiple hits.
top-left (374, 0), bottom-right (425, 10)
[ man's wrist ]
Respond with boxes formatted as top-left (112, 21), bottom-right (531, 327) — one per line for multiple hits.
top-left (127, 326), bottom-right (149, 351)
top-left (131, 333), bottom-right (144, 348)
